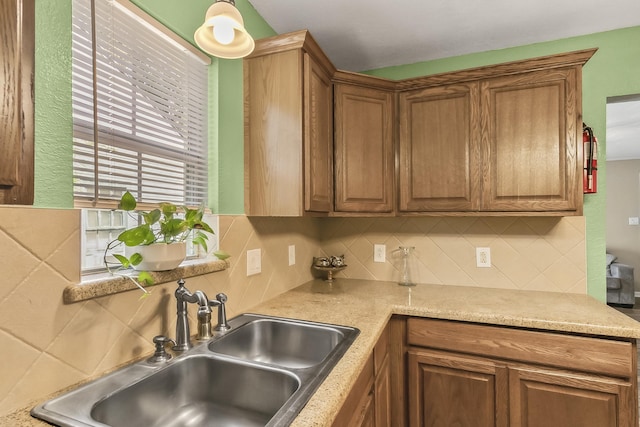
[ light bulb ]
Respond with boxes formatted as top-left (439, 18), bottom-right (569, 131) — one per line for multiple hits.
top-left (213, 24), bottom-right (235, 45)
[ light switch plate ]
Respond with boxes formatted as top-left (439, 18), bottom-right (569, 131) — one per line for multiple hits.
top-left (247, 249), bottom-right (261, 276)
top-left (629, 217), bottom-right (639, 226)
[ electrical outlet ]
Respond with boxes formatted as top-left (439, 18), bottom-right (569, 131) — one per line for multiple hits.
top-left (247, 248), bottom-right (261, 276)
top-left (476, 247), bottom-right (491, 268)
top-left (374, 244), bottom-right (386, 263)
top-left (629, 217), bottom-right (639, 226)
top-left (288, 245), bottom-right (295, 266)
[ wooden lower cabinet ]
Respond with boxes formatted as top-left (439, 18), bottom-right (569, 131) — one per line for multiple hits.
top-left (408, 349), bottom-right (508, 427)
top-left (509, 366), bottom-right (634, 427)
top-left (333, 355), bottom-right (376, 427)
top-left (407, 348), bottom-right (634, 427)
top-left (334, 324), bottom-right (391, 427)
top-left (402, 317), bottom-right (638, 427)
top-left (374, 322), bottom-right (391, 427)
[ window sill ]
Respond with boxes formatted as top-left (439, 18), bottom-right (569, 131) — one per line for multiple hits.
top-left (63, 258), bottom-right (229, 303)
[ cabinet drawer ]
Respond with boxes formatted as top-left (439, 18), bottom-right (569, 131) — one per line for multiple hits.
top-left (407, 318), bottom-right (634, 378)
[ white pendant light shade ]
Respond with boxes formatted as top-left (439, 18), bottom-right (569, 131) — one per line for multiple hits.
top-left (194, 0), bottom-right (255, 59)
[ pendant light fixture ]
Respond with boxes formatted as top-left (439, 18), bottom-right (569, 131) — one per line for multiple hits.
top-left (194, 0), bottom-right (255, 59)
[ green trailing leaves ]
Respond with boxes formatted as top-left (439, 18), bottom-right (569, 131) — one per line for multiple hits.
top-left (119, 191), bottom-right (137, 211)
top-left (192, 231), bottom-right (209, 253)
top-left (160, 218), bottom-right (188, 241)
top-left (113, 253), bottom-right (131, 268)
top-left (137, 271), bottom-right (154, 285)
top-left (117, 224), bottom-right (155, 246)
top-left (214, 250), bottom-right (230, 260)
top-left (143, 209), bottom-right (161, 225)
top-left (129, 252), bottom-right (143, 266)
top-left (160, 202), bottom-right (177, 217)
top-left (105, 191), bottom-right (228, 298)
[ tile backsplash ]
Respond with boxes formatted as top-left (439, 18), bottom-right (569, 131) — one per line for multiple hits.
top-left (318, 216), bottom-right (586, 293)
top-left (0, 207), bottom-right (585, 416)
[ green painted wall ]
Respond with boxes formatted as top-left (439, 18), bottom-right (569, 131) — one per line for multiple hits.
top-left (366, 26), bottom-right (640, 301)
top-left (34, 0), bottom-right (73, 208)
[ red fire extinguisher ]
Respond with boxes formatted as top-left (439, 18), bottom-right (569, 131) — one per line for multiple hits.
top-left (583, 123), bottom-right (597, 194)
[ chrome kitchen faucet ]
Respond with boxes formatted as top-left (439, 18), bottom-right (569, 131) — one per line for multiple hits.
top-left (172, 279), bottom-right (229, 352)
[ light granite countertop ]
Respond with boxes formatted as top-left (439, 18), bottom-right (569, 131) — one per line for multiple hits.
top-left (5, 279), bottom-right (640, 427)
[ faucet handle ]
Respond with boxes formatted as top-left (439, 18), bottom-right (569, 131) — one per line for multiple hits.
top-left (148, 335), bottom-right (176, 363)
top-left (209, 293), bottom-right (230, 332)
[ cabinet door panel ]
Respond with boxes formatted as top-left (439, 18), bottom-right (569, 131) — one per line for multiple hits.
top-left (375, 354), bottom-right (391, 427)
top-left (408, 349), bottom-right (508, 427)
top-left (0, 0), bottom-right (34, 204)
top-left (510, 366), bottom-right (634, 427)
top-left (333, 356), bottom-right (376, 427)
top-left (244, 50), bottom-right (303, 216)
top-left (399, 84), bottom-right (480, 211)
top-left (480, 68), bottom-right (580, 212)
top-left (304, 54), bottom-right (333, 213)
top-left (334, 84), bottom-right (394, 213)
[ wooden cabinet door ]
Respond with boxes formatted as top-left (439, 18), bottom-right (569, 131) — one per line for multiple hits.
top-left (398, 83), bottom-right (481, 212)
top-left (408, 348), bottom-right (508, 427)
top-left (374, 323), bottom-right (391, 427)
top-left (244, 31), bottom-right (336, 216)
top-left (244, 49), bottom-right (304, 216)
top-left (479, 68), bottom-right (581, 213)
top-left (1, 0), bottom-right (34, 205)
top-left (374, 354), bottom-right (391, 427)
top-left (304, 53), bottom-right (333, 213)
top-left (509, 366), bottom-right (635, 427)
top-left (334, 83), bottom-right (394, 213)
top-left (333, 356), bottom-right (376, 427)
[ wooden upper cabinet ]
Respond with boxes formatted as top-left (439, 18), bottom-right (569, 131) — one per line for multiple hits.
top-left (396, 48), bottom-right (594, 215)
top-left (1, 0), bottom-right (34, 205)
top-left (399, 83), bottom-right (481, 212)
top-left (304, 54), bottom-right (334, 213)
top-left (334, 77), bottom-right (395, 213)
top-left (245, 29), bottom-right (595, 217)
top-left (480, 68), bottom-right (580, 213)
top-left (244, 30), bottom-right (335, 216)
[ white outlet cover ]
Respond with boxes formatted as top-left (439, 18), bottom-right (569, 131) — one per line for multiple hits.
top-left (288, 245), bottom-right (295, 266)
top-left (247, 248), bottom-right (261, 276)
top-left (374, 244), bottom-right (386, 263)
top-left (476, 247), bottom-right (491, 268)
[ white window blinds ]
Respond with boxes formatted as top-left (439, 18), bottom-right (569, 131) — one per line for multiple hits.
top-left (72, 0), bottom-right (210, 208)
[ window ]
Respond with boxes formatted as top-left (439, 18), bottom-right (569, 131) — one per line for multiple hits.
top-left (72, 0), bottom-right (211, 271)
top-left (72, 0), bottom-right (210, 207)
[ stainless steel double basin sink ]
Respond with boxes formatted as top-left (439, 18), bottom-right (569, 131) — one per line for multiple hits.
top-left (32, 314), bottom-right (360, 427)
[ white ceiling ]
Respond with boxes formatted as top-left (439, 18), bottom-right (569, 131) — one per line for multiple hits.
top-left (247, 0), bottom-right (640, 72)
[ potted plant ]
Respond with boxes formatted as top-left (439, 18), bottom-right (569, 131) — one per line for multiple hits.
top-left (104, 191), bottom-right (227, 296)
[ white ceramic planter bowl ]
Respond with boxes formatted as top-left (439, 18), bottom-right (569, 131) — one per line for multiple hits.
top-left (126, 242), bottom-right (187, 271)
